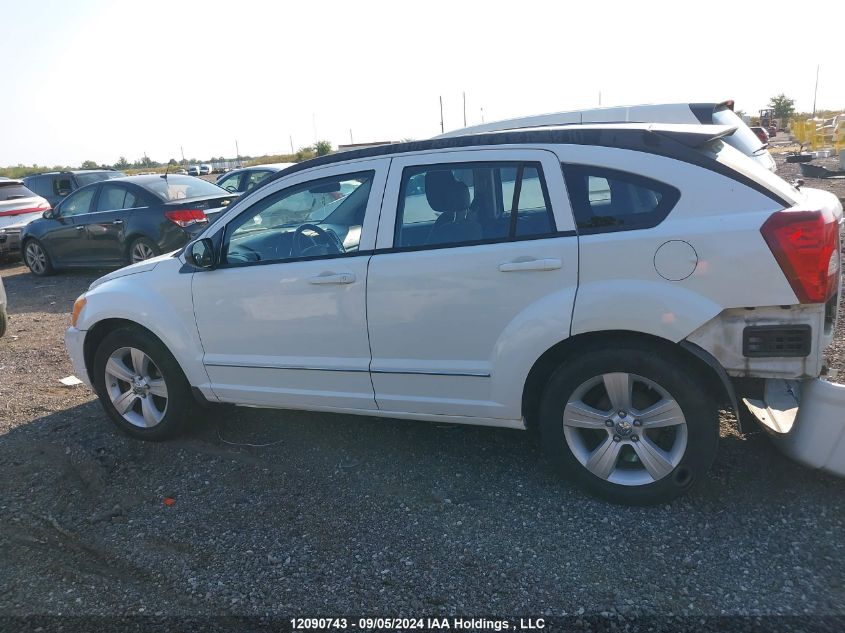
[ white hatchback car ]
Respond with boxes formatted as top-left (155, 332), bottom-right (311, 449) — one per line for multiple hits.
top-left (65, 123), bottom-right (844, 504)
top-left (439, 101), bottom-right (778, 173)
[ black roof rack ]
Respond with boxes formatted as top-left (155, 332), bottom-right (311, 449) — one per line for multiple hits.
top-left (238, 122), bottom-right (786, 208)
top-left (251, 124), bottom-right (731, 188)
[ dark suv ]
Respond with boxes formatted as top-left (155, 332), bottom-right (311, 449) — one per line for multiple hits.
top-left (23, 170), bottom-right (124, 208)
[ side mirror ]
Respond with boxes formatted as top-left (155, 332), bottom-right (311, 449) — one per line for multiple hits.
top-left (187, 238), bottom-right (216, 270)
top-left (42, 209), bottom-right (53, 219)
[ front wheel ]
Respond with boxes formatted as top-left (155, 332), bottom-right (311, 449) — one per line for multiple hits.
top-left (93, 326), bottom-right (196, 440)
top-left (23, 239), bottom-right (54, 276)
top-left (539, 345), bottom-right (719, 505)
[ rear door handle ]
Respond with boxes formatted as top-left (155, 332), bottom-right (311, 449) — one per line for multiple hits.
top-left (112, 219), bottom-right (124, 225)
top-left (498, 258), bottom-right (561, 272)
top-left (75, 226), bottom-right (85, 231)
top-left (308, 272), bottom-right (356, 285)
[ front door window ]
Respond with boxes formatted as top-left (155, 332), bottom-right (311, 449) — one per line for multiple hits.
top-left (58, 187), bottom-right (95, 217)
top-left (224, 171), bottom-right (374, 265)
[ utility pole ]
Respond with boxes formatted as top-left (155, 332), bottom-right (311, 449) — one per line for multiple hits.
top-left (480, 107), bottom-right (485, 123)
top-left (180, 146), bottom-right (185, 165)
top-left (350, 129), bottom-right (354, 144)
top-left (235, 140), bottom-right (240, 164)
top-left (463, 92), bottom-right (467, 127)
top-left (599, 90), bottom-right (602, 106)
top-left (812, 64), bottom-right (820, 118)
top-left (290, 135), bottom-right (294, 154)
top-left (439, 96), bottom-right (444, 134)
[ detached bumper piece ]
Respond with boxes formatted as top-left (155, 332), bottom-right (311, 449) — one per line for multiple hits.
top-left (744, 378), bottom-right (845, 477)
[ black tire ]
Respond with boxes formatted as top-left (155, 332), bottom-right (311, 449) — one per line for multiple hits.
top-left (93, 326), bottom-right (196, 440)
top-left (23, 239), bottom-right (55, 277)
top-left (0, 308), bottom-right (6, 338)
top-left (538, 343), bottom-right (719, 505)
top-left (128, 237), bottom-right (159, 264)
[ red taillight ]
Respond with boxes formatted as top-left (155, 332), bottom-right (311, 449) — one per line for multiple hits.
top-left (761, 210), bottom-right (841, 303)
top-left (165, 209), bottom-right (208, 227)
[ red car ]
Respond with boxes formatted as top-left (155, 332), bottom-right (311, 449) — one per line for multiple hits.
top-left (750, 126), bottom-right (770, 145)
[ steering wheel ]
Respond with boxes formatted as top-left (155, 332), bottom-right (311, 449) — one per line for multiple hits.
top-left (291, 223), bottom-right (345, 257)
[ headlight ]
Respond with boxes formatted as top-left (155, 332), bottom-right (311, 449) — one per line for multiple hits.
top-left (71, 295), bottom-right (87, 327)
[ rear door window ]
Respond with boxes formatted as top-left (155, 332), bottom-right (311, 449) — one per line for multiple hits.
top-left (96, 184), bottom-right (132, 212)
top-left (394, 161), bottom-right (556, 248)
top-left (562, 165), bottom-right (680, 233)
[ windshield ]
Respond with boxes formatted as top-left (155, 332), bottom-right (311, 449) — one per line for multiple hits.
top-left (75, 171), bottom-right (124, 187)
top-left (712, 108), bottom-right (766, 156)
top-left (141, 176), bottom-right (228, 201)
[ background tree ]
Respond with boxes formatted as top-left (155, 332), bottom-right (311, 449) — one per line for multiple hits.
top-left (314, 140), bottom-right (332, 156)
top-left (114, 156), bottom-right (130, 169)
top-left (768, 94), bottom-right (796, 121)
top-left (168, 158), bottom-right (177, 166)
top-left (80, 160), bottom-right (98, 169)
top-left (295, 146), bottom-right (316, 162)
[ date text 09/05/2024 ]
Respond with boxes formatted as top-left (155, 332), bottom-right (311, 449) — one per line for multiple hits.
top-left (290, 617), bottom-right (547, 630)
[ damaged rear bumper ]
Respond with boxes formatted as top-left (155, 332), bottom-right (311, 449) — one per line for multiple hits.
top-left (744, 378), bottom-right (845, 477)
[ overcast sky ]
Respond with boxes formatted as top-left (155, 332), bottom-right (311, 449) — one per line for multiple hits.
top-left (1, 0), bottom-right (842, 167)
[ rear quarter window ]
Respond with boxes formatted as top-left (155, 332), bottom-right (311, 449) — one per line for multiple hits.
top-left (562, 165), bottom-right (680, 233)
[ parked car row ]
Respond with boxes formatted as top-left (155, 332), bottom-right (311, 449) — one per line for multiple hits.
top-left (64, 121), bottom-right (844, 505)
top-left (21, 175), bottom-right (237, 275)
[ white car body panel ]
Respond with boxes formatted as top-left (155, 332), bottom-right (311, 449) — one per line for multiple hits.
top-left (73, 256), bottom-right (210, 390)
top-left (367, 148), bottom-right (577, 419)
top-left (189, 157), bottom-right (390, 410)
top-left (745, 378), bottom-right (845, 477)
top-left (549, 145), bottom-right (796, 346)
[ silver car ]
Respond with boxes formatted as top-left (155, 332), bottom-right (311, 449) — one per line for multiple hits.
top-left (0, 178), bottom-right (51, 259)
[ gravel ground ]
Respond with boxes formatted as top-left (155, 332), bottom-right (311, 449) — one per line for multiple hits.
top-left (1, 153), bottom-right (844, 624)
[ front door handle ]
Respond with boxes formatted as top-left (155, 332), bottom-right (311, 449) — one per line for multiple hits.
top-left (308, 272), bottom-right (356, 285)
top-left (75, 226), bottom-right (85, 231)
top-left (112, 219), bottom-right (124, 225)
top-left (498, 258), bottom-right (561, 272)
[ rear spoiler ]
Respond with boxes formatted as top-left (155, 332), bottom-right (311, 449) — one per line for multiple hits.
top-left (649, 123), bottom-right (738, 148)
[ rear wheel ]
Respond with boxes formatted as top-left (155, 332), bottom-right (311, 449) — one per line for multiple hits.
top-left (128, 237), bottom-right (158, 264)
top-left (23, 239), bottom-right (54, 276)
top-left (93, 326), bottom-right (196, 440)
top-left (539, 344), bottom-right (719, 505)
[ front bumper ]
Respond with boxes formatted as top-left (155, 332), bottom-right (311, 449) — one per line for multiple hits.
top-left (64, 327), bottom-right (92, 388)
top-left (744, 378), bottom-right (845, 477)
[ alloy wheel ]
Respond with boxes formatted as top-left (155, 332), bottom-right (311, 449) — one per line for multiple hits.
top-left (104, 346), bottom-right (168, 428)
top-left (562, 372), bottom-right (688, 486)
top-left (131, 242), bottom-right (155, 263)
top-left (25, 242), bottom-right (47, 275)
